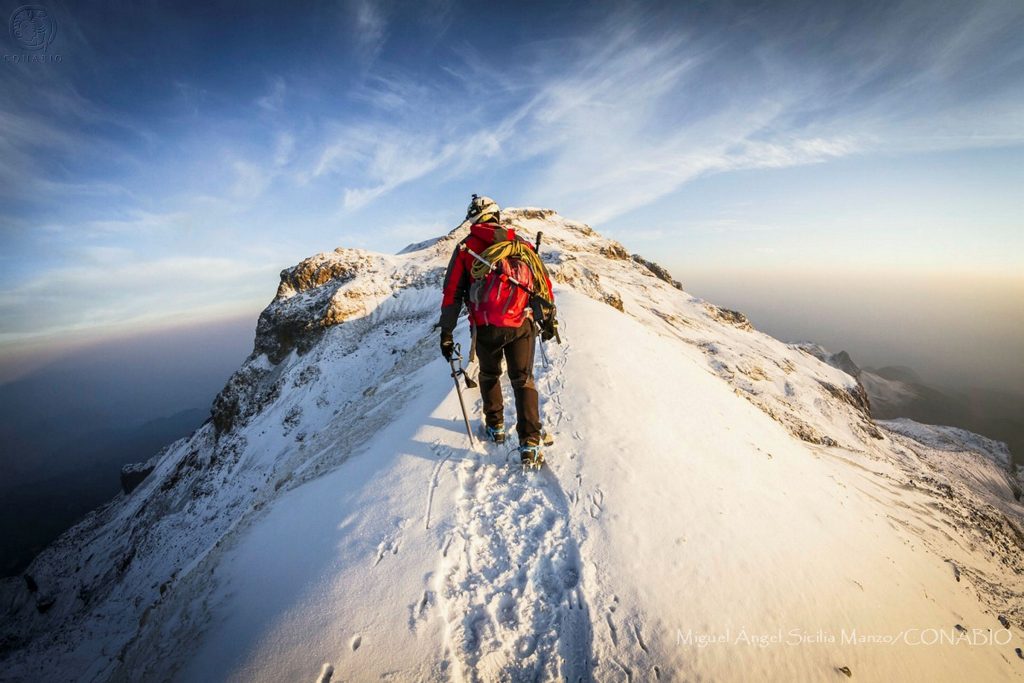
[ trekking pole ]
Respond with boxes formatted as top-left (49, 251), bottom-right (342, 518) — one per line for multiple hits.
top-left (448, 343), bottom-right (475, 445)
top-left (532, 231), bottom-right (550, 368)
top-left (535, 321), bottom-right (550, 368)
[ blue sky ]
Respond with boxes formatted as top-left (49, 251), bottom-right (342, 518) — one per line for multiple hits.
top-left (1, 0), bottom-right (1022, 350)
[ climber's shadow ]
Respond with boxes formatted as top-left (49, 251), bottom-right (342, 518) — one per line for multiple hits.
top-left (418, 415), bottom-right (482, 437)
top-left (406, 415), bottom-right (524, 466)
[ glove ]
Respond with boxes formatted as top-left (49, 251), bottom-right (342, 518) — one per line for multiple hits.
top-left (540, 318), bottom-right (556, 342)
top-left (540, 305), bottom-right (558, 342)
top-left (440, 331), bottom-right (454, 361)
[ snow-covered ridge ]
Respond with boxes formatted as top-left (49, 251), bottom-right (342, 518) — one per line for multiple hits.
top-left (2, 209), bottom-right (1022, 681)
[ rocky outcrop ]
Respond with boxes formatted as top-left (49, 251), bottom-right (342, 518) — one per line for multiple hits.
top-left (826, 350), bottom-right (861, 378)
top-left (819, 380), bottom-right (873, 420)
top-left (509, 207), bottom-right (557, 222)
top-left (120, 462), bottom-right (155, 495)
top-left (213, 248), bottom-right (406, 434)
top-left (794, 343), bottom-right (863, 378)
top-left (631, 254), bottom-right (683, 290)
top-left (255, 249), bottom-right (379, 364)
top-left (704, 304), bottom-right (752, 331)
top-left (275, 249), bottom-right (366, 297)
top-left (211, 358), bottom-right (280, 434)
top-left (599, 243), bottom-right (630, 260)
top-left (603, 291), bottom-right (625, 312)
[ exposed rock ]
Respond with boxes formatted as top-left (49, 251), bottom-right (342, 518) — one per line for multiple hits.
top-left (793, 343), bottom-right (863, 379)
top-left (35, 594), bottom-right (55, 614)
top-left (256, 248), bottom-right (378, 364)
top-left (883, 419), bottom-right (1014, 470)
top-left (508, 207), bottom-right (556, 221)
top-left (705, 304), bottom-right (752, 331)
top-left (275, 249), bottom-right (362, 297)
top-left (505, 208), bottom-right (593, 237)
top-left (631, 254), bottom-right (683, 290)
top-left (120, 462), bottom-right (155, 495)
top-left (321, 290), bottom-right (368, 327)
top-left (550, 261), bottom-right (604, 303)
top-left (282, 405), bottom-right (302, 433)
top-left (253, 303), bottom-right (325, 365)
top-left (731, 387), bottom-right (839, 447)
top-left (828, 351), bottom-right (861, 378)
top-left (737, 362), bottom-right (768, 381)
top-left (604, 291), bottom-right (625, 312)
top-left (599, 243), bottom-right (630, 260)
top-left (211, 361), bottom-right (278, 434)
top-left (819, 381), bottom-right (872, 419)
top-left (293, 364), bottom-right (321, 388)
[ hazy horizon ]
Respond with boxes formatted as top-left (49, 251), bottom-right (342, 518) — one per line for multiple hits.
top-left (680, 267), bottom-right (1024, 394)
top-left (2, 258), bottom-right (1020, 395)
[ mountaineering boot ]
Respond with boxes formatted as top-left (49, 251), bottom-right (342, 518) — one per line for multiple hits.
top-left (519, 444), bottom-right (544, 469)
top-left (484, 423), bottom-right (506, 444)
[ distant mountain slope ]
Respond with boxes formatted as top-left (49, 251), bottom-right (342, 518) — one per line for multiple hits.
top-left (797, 343), bottom-right (1024, 469)
top-left (2, 210), bottom-right (1022, 681)
top-left (0, 408), bottom-right (208, 577)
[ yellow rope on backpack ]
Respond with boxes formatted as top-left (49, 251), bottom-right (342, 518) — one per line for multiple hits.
top-left (470, 240), bottom-right (553, 303)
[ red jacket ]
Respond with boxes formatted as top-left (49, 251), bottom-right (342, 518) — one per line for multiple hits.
top-left (439, 222), bottom-right (553, 332)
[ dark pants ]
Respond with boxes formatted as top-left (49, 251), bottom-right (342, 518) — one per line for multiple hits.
top-left (475, 321), bottom-right (541, 446)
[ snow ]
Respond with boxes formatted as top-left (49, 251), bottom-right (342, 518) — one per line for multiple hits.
top-left (3, 209), bottom-right (1022, 681)
top-left (168, 288), bottom-right (1023, 682)
top-left (880, 418), bottom-right (1013, 469)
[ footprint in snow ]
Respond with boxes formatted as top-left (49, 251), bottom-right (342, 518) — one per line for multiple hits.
top-left (587, 487), bottom-right (605, 519)
top-left (408, 588), bottom-right (436, 631)
top-left (435, 438), bottom-right (593, 682)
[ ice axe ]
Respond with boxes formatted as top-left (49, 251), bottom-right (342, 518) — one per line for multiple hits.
top-left (531, 230), bottom-right (552, 368)
top-left (448, 342), bottom-right (476, 445)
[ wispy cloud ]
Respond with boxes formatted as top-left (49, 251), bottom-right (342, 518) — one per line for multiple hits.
top-left (348, 0), bottom-right (389, 65)
top-left (308, 122), bottom-right (507, 211)
top-left (230, 160), bottom-right (272, 201)
top-left (356, 22), bottom-right (851, 221)
top-left (2, 0), bottom-right (1021, 348)
top-left (256, 77), bottom-right (287, 112)
top-left (273, 132), bottom-right (296, 167)
top-left (0, 254), bottom-right (280, 341)
top-left (299, 17), bottom-right (860, 222)
top-left (82, 209), bottom-right (195, 237)
top-left (304, 1), bottom-right (1022, 222)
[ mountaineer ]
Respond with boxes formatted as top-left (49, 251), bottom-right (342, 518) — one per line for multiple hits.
top-left (439, 195), bottom-right (558, 468)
